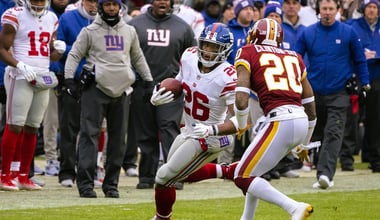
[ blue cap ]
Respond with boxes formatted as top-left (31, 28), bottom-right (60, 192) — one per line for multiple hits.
top-left (264, 1), bottom-right (283, 19)
top-left (234, 0), bottom-right (254, 17)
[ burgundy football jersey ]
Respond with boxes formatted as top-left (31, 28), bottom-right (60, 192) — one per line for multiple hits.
top-left (235, 44), bottom-right (307, 115)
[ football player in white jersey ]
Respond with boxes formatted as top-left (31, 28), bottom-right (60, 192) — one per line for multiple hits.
top-left (150, 23), bottom-right (240, 220)
top-left (0, 0), bottom-right (66, 191)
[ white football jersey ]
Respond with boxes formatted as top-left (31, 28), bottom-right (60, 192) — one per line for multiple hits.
top-left (176, 47), bottom-right (237, 135)
top-left (1, 7), bottom-right (58, 78)
top-left (173, 5), bottom-right (205, 38)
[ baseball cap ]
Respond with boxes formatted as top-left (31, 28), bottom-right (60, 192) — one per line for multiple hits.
top-left (222, 1), bottom-right (234, 13)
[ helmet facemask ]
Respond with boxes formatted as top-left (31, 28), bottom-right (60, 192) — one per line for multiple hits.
top-left (198, 23), bottom-right (233, 68)
top-left (25, 0), bottom-right (50, 17)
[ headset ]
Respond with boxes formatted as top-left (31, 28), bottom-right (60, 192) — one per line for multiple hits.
top-left (315, 0), bottom-right (341, 15)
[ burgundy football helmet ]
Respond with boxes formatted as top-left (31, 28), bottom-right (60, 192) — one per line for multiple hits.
top-left (246, 18), bottom-right (283, 48)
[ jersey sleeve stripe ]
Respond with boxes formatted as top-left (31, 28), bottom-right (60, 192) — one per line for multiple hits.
top-left (235, 59), bottom-right (251, 73)
top-left (2, 14), bottom-right (19, 28)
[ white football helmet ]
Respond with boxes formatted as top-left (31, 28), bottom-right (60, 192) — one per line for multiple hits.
top-left (25, 0), bottom-right (50, 17)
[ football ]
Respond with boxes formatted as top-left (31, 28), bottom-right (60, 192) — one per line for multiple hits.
top-left (159, 78), bottom-right (183, 99)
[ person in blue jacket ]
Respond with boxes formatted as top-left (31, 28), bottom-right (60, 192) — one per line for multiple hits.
top-left (349, 0), bottom-right (380, 173)
top-left (56, 0), bottom-right (98, 188)
top-left (295, 0), bottom-right (371, 189)
top-left (226, 0), bottom-right (255, 65)
top-left (201, 0), bottom-right (222, 26)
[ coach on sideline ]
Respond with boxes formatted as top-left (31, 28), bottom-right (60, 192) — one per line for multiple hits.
top-left (64, 0), bottom-right (153, 198)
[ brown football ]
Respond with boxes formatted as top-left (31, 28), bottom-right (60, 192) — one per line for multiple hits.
top-left (159, 78), bottom-right (183, 99)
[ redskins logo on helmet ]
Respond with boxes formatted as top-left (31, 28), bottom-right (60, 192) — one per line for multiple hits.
top-left (246, 18), bottom-right (283, 48)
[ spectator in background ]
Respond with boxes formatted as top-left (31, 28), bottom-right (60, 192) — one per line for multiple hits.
top-left (128, 0), bottom-right (196, 190)
top-left (282, 0), bottom-right (306, 50)
top-left (219, 1), bottom-right (235, 24)
top-left (202, 0), bottom-right (222, 26)
top-left (252, 0), bottom-right (266, 22)
top-left (349, 0), bottom-right (380, 173)
top-left (56, 0), bottom-right (98, 188)
top-left (295, 0), bottom-right (370, 189)
top-left (43, 0), bottom-right (70, 177)
top-left (227, 0), bottom-right (255, 65)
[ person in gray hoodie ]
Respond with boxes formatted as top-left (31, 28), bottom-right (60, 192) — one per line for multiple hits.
top-left (64, 0), bottom-right (153, 198)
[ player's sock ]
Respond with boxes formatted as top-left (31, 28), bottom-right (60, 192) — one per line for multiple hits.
top-left (97, 130), bottom-right (105, 167)
top-left (184, 163), bottom-right (217, 182)
top-left (241, 192), bottom-right (259, 220)
top-left (155, 185), bottom-right (175, 220)
top-left (19, 132), bottom-right (37, 175)
top-left (98, 130), bottom-right (105, 153)
top-left (11, 131), bottom-right (24, 178)
top-left (247, 176), bottom-right (298, 215)
top-left (1, 125), bottom-right (20, 175)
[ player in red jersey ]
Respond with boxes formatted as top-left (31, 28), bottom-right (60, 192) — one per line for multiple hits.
top-left (233, 18), bottom-right (316, 220)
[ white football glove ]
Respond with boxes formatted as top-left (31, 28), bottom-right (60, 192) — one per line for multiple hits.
top-left (150, 85), bottom-right (174, 106)
top-left (53, 40), bottom-right (66, 54)
top-left (16, 61), bottom-right (36, 82)
top-left (192, 123), bottom-right (217, 138)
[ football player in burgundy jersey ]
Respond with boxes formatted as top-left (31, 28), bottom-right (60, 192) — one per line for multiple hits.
top-left (234, 18), bottom-right (316, 220)
top-left (0, 0), bottom-right (65, 191)
top-left (150, 23), bottom-right (240, 220)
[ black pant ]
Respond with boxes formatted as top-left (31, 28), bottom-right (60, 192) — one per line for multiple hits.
top-left (313, 91), bottom-right (350, 180)
top-left (76, 83), bottom-right (129, 194)
top-left (122, 96), bottom-right (138, 171)
top-left (365, 78), bottom-right (380, 170)
top-left (58, 91), bottom-right (81, 182)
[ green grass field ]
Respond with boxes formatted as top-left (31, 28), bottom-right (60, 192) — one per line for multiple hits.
top-left (0, 190), bottom-right (380, 219)
top-left (0, 157), bottom-right (379, 220)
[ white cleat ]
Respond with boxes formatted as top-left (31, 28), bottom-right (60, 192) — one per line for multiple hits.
top-left (292, 202), bottom-right (313, 220)
top-left (313, 175), bottom-right (334, 189)
top-left (60, 179), bottom-right (74, 187)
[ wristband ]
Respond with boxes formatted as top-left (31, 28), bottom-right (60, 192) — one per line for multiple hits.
top-left (301, 96), bottom-right (314, 104)
top-left (235, 86), bottom-right (251, 94)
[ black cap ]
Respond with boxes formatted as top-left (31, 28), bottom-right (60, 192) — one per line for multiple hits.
top-left (222, 1), bottom-right (233, 12)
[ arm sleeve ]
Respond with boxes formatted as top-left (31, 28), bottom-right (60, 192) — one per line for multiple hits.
top-left (64, 28), bottom-right (89, 79)
top-left (130, 27), bottom-right (153, 82)
top-left (350, 28), bottom-right (370, 85)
